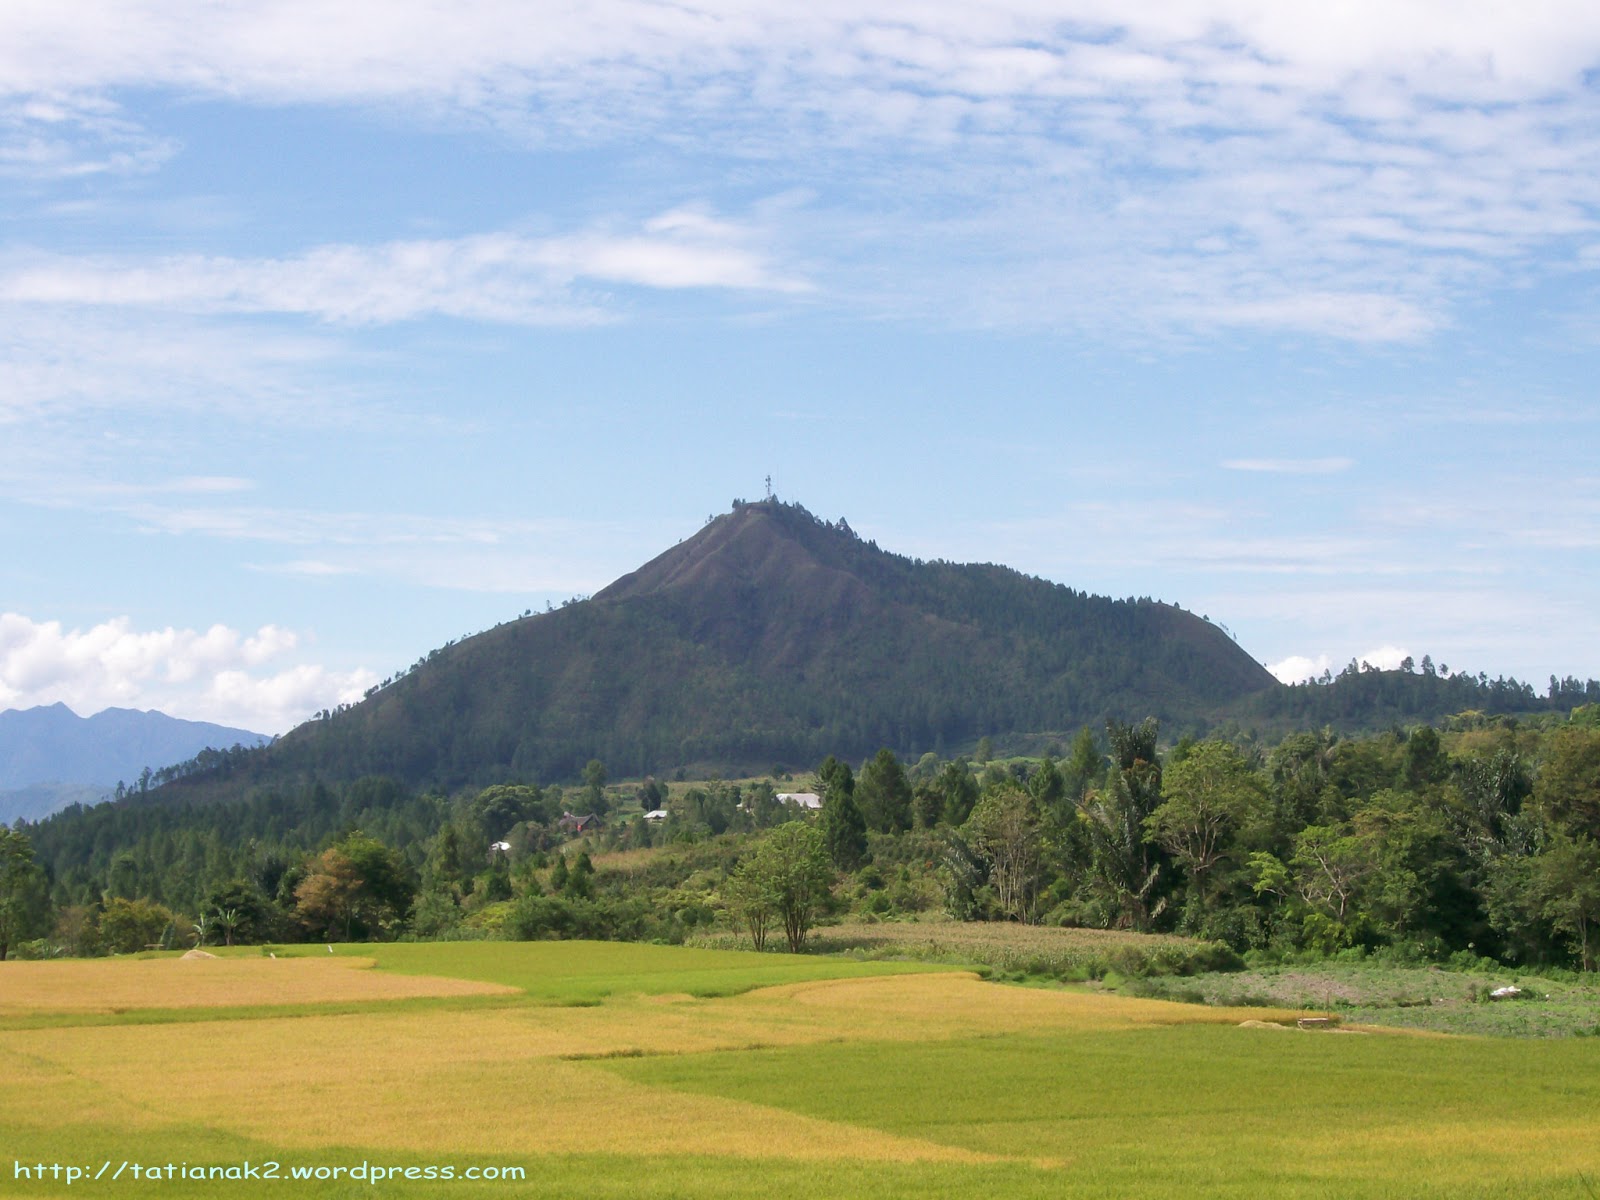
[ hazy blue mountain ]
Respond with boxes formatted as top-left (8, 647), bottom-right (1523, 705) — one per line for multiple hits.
top-left (0, 704), bottom-right (268, 821)
top-left (0, 781), bottom-right (111, 826)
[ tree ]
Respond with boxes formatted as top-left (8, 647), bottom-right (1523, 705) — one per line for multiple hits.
top-left (1085, 718), bottom-right (1169, 930)
top-left (856, 749), bottom-right (913, 834)
top-left (1063, 727), bottom-right (1103, 801)
top-left (98, 896), bottom-right (174, 955)
top-left (724, 864), bottom-right (775, 951)
top-left (0, 826), bottom-right (47, 961)
top-left (1532, 831), bottom-right (1600, 971)
top-left (733, 823), bottom-right (833, 952)
top-left (817, 756), bottom-right (867, 870)
top-left (582, 760), bottom-right (608, 815)
top-left (934, 759), bottom-right (979, 826)
top-left (294, 832), bottom-right (415, 941)
top-left (1029, 756), bottom-right (1067, 819)
top-left (1534, 726), bottom-right (1600, 841)
top-left (1147, 740), bottom-right (1267, 904)
top-left (963, 785), bottom-right (1044, 923)
top-left (567, 851), bottom-right (595, 900)
top-left (202, 878), bottom-right (275, 945)
top-left (473, 785), bottom-right (544, 838)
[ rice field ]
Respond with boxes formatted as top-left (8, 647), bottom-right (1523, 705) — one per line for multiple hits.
top-left (0, 953), bottom-right (514, 1017)
top-left (5, 939), bottom-right (1600, 1198)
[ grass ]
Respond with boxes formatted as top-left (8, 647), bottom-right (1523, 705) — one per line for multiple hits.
top-left (692, 918), bottom-right (1239, 978)
top-left (609, 1026), bottom-right (1600, 1196)
top-left (348, 939), bottom-right (946, 1002)
top-left (1119, 961), bottom-right (1600, 1037)
top-left (7, 938), bottom-right (1600, 1197)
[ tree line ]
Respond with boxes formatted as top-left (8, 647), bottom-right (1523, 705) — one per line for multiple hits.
top-left (4, 704), bottom-right (1600, 970)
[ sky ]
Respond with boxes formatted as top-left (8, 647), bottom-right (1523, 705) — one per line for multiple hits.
top-left (1, 1), bottom-right (1598, 735)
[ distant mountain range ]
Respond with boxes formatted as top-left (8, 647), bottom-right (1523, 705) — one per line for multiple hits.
top-left (0, 704), bottom-right (267, 823)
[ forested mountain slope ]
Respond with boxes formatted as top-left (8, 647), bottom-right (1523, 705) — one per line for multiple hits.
top-left (158, 500), bottom-right (1276, 797)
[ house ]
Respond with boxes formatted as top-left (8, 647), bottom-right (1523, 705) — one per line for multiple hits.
top-left (777, 792), bottom-right (823, 810)
top-left (557, 811), bottom-right (603, 834)
top-left (488, 840), bottom-right (512, 857)
top-left (642, 809), bottom-right (670, 822)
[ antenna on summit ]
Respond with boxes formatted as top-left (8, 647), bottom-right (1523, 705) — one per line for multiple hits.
top-left (764, 474), bottom-right (773, 501)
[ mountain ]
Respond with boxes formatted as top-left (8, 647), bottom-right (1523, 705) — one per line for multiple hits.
top-left (0, 782), bottom-right (110, 826)
top-left (175, 500), bottom-right (1275, 796)
top-left (0, 704), bottom-right (268, 822)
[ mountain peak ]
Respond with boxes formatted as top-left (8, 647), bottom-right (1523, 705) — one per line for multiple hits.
top-left (595, 499), bottom-right (870, 604)
top-left (242, 502), bottom-right (1276, 790)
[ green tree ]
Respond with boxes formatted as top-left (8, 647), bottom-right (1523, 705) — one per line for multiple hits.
top-left (0, 826), bottom-right (48, 960)
top-left (1029, 756), bottom-right (1067, 819)
top-left (1147, 740), bottom-right (1267, 905)
top-left (1063, 727), bottom-right (1103, 800)
top-left (201, 878), bottom-right (276, 946)
top-left (567, 851), bottom-right (595, 900)
top-left (857, 749), bottom-right (913, 834)
top-left (97, 896), bottom-right (174, 955)
top-left (1532, 831), bottom-right (1600, 971)
top-left (582, 760), bottom-right (608, 815)
top-left (724, 863), bottom-right (775, 951)
top-left (734, 823), bottom-right (833, 952)
top-left (473, 785), bottom-right (543, 838)
top-left (935, 759), bottom-right (979, 826)
top-left (817, 757), bottom-right (868, 870)
top-left (1084, 719), bottom-right (1168, 930)
top-left (1534, 726), bottom-right (1600, 840)
top-left (963, 784), bottom-right (1044, 923)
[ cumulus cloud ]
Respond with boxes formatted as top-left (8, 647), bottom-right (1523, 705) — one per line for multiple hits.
top-left (1269, 645), bottom-right (1412, 684)
top-left (1267, 653), bottom-right (1332, 684)
top-left (0, 613), bottom-right (375, 733)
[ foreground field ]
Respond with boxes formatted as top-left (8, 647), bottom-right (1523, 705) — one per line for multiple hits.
top-left (5, 940), bottom-right (1600, 1198)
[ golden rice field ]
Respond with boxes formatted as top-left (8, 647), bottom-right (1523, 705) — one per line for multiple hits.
top-left (4, 939), bottom-right (1600, 1198)
top-left (0, 954), bottom-right (515, 1017)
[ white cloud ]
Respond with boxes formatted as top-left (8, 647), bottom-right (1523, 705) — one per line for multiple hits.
top-left (1223, 458), bottom-right (1355, 475)
top-left (1268, 644), bottom-right (1412, 683)
top-left (0, 94), bottom-right (176, 180)
top-left (1358, 644), bottom-right (1412, 671)
top-left (0, 613), bottom-right (374, 733)
top-left (1, 3), bottom-right (1596, 341)
top-left (0, 212), bottom-right (806, 326)
top-left (1267, 653), bottom-right (1331, 684)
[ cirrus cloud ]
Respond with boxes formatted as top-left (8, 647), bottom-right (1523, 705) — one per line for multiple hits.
top-left (0, 208), bottom-right (807, 326)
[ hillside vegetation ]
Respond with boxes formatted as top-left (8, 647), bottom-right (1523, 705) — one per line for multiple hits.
top-left (141, 499), bottom-right (1277, 799)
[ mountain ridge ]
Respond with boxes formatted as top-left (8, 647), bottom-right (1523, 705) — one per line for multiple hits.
top-left (174, 499), bottom-right (1275, 795)
top-left (0, 703), bottom-right (268, 822)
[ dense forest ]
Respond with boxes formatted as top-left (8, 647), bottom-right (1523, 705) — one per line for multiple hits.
top-left (5, 703), bottom-right (1600, 973)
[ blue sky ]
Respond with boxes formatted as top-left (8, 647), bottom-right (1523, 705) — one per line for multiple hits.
top-left (1, 1), bottom-right (1597, 734)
